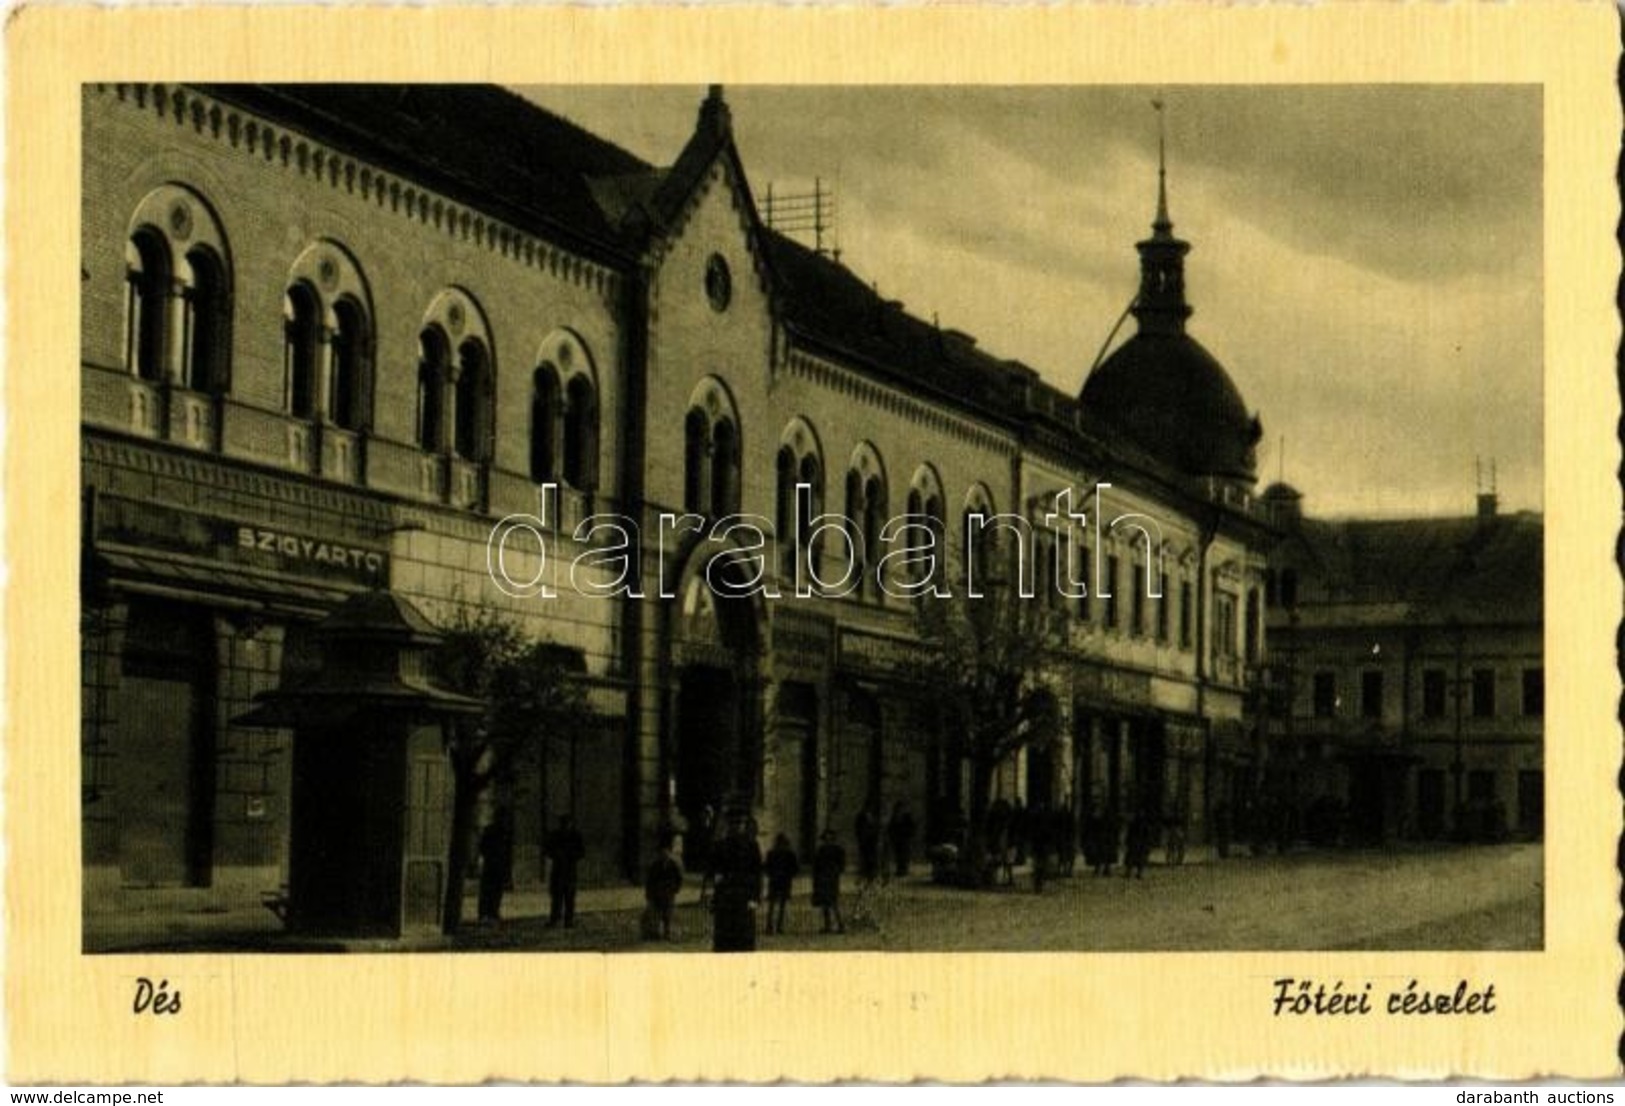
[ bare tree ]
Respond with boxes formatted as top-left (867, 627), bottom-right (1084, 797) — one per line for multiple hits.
top-left (431, 608), bottom-right (595, 934)
top-left (907, 580), bottom-right (1064, 885)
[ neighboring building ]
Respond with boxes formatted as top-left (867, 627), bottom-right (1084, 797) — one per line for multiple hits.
top-left (1260, 486), bottom-right (1543, 844)
top-left (81, 83), bottom-right (1275, 917)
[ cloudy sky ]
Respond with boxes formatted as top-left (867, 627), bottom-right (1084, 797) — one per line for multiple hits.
top-left (518, 85), bottom-right (1542, 518)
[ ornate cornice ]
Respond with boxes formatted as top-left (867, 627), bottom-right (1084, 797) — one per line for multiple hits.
top-left (96, 84), bottom-right (622, 302)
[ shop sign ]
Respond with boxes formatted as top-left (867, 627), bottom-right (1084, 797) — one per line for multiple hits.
top-left (95, 495), bottom-right (388, 585)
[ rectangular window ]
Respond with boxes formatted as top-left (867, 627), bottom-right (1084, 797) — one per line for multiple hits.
top-left (1422, 669), bottom-right (1447, 719)
top-left (1214, 593), bottom-right (1237, 658)
top-left (1361, 670), bottom-right (1383, 720)
top-left (1131, 563), bottom-right (1146, 635)
top-left (1472, 668), bottom-right (1496, 718)
top-left (1313, 672), bottom-right (1336, 718)
top-left (1522, 667), bottom-right (1543, 716)
top-left (1104, 555), bottom-right (1119, 629)
top-left (1179, 582), bottom-right (1192, 649)
top-left (1076, 543), bottom-right (1093, 622)
top-left (1156, 572), bottom-right (1170, 641)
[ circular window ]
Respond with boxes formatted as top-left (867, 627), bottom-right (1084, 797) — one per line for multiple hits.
top-left (705, 254), bottom-right (732, 312)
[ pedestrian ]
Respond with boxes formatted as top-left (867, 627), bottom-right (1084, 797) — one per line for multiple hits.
top-left (1030, 801), bottom-right (1052, 893)
top-left (887, 801), bottom-right (916, 879)
top-left (1097, 811), bottom-right (1121, 877)
top-left (988, 799), bottom-right (1012, 886)
top-left (1058, 803), bottom-right (1078, 877)
top-left (811, 829), bottom-right (847, 934)
top-left (855, 802), bottom-right (881, 885)
top-left (685, 803), bottom-right (716, 907)
top-left (764, 832), bottom-right (799, 935)
top-left (1124, 813), bottom-right (1150, 879)
top-left (1007, 799), bottom-right (1033, 864)
top-left (544, 813), bottom-right (586, 928)
top-left (643, 830), bottom-right (684, 941)
top-left (710, 801), bottom-right (764, 952)
top-left (1165, 814), bottom-right (1187, 867)
top-left (477, 807), bottom-right (514, 924)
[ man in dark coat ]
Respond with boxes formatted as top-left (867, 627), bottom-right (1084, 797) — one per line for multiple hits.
top-left (763, 832), bottom-right (799, 935)
top-left (685, 804), bottom-right (716, 906)
top-left (855, 802), bottom-right (881, 885)
top-left (544, 813), bottom-right (586, 928)
top-left (887, 801), bottom-right (916, 879)
top-left (811, 829), bottom-right (847, 934)
top-left (643, 832), bottom-right (684, 941)
top-left (1123, 814), bottom-right (1151, 879)
top-left (711, 804), bottom-right (764, 952)
top-left (477, 808), bottom-right (514, 923)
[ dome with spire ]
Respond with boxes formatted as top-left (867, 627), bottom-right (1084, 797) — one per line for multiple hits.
top-left (1080, 108), bottom-right (1261, 484)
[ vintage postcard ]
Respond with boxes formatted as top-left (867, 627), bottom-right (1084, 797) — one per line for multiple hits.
top-left (5, 1), bottom-right (1621, 1084)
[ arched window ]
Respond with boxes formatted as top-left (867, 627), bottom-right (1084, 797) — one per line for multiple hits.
top-left (124, 186), bottom-right (234, 395)
top-left (283, 282), bottom-right (321, 419)
top-left (775, 417), bottom-right (826, 583)
top-left (682, 377), bottom-right (742, 518)
top-left (329, 298), bottom-right (368, 431)
top-left (684, 408), bottom-right (710, 514)
top-left (799, 454), bottom-right (823, 575)
top-left (711, 418), bottom-right (739, 516)
top-left (863, 475), bottom-right (887, 597)
top-left (184, 246), bottom-right (229, 393)
top-left (906, 465), bottom-right (946, 587)
top-left (563, 374), bottom-right (599, 491)
top-left (962, 484), bottom-right (997, 592)
top-left (126, 229), bottom-right (169, 383)
top-left (285, 241), bottom-right (374, 430)
top-left (531, 365), bottom-right (560, 483)
top-left (454, 338), bottom-right (492, 462)
top-left (531, 329), bottom-right (600, 491)
top-left (417, 326), bottom-right (449, 451)
top-left (776, 446), bottom-right (796, 577)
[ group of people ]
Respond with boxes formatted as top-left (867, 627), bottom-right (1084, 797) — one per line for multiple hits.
top-left (853, 800), bottom-right (917, 883)
top-left (984, 798), bottom-right (1079, 887)
top-left (475, 811), bottom-right (585, 927)
top-left (650, 803), bottom-right (851, 949)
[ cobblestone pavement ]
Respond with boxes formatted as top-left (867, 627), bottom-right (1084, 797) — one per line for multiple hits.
top-left (87, 843), bottom-right (1541, 953)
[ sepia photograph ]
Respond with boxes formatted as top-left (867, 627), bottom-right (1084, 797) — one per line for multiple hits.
top-left (79, 81), bottom-right (1544, 957)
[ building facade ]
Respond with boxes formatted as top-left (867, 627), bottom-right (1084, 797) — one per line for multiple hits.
top-left (1259, 486), bottom-right (1544, 845)
top-left (81, 83), bottom-right (1277, 915)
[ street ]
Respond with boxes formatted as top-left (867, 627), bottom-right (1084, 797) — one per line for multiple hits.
top-left (85, 843), bottom-right (1540, 953)
top-left (466, 842), bottom-right (1541, 953)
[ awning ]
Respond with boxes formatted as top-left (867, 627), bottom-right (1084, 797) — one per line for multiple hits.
top-left (92, 546), bottom-right (353, 617)
top-left (233, 680), bottom-right (484, 729)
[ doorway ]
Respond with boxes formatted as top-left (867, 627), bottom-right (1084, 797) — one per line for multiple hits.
top-left (675, 665), bottom-right (737, 824)
top-left (118, 600), bottom-right (215, 887)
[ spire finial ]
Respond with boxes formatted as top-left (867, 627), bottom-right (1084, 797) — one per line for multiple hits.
top-left (1152, 95), bottom-right (1171, 232)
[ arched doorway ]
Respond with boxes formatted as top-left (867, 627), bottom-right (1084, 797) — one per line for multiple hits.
top-left (668, 559), bottom-right (763, 828)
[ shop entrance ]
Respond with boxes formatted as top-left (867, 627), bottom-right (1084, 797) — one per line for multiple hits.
top-left (118, 600), bottom-right (215, 887)
top-left (675, 665), bottom-right (738, 824)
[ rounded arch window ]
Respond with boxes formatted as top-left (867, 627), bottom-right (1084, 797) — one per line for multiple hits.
top-left (283, 241), bottom-right (375, 426)
top-left (532, 329), bottom-right (600, 492)
top-left (124, 184), bottom-right (233, 393)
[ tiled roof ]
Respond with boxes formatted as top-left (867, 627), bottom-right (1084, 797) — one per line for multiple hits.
top-left (206, 83), bottom-right (1258, 519)
top-left (202, 84), bottom-right (651, 264)
top-left (1289, 512), bottom-right (1542, 625)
